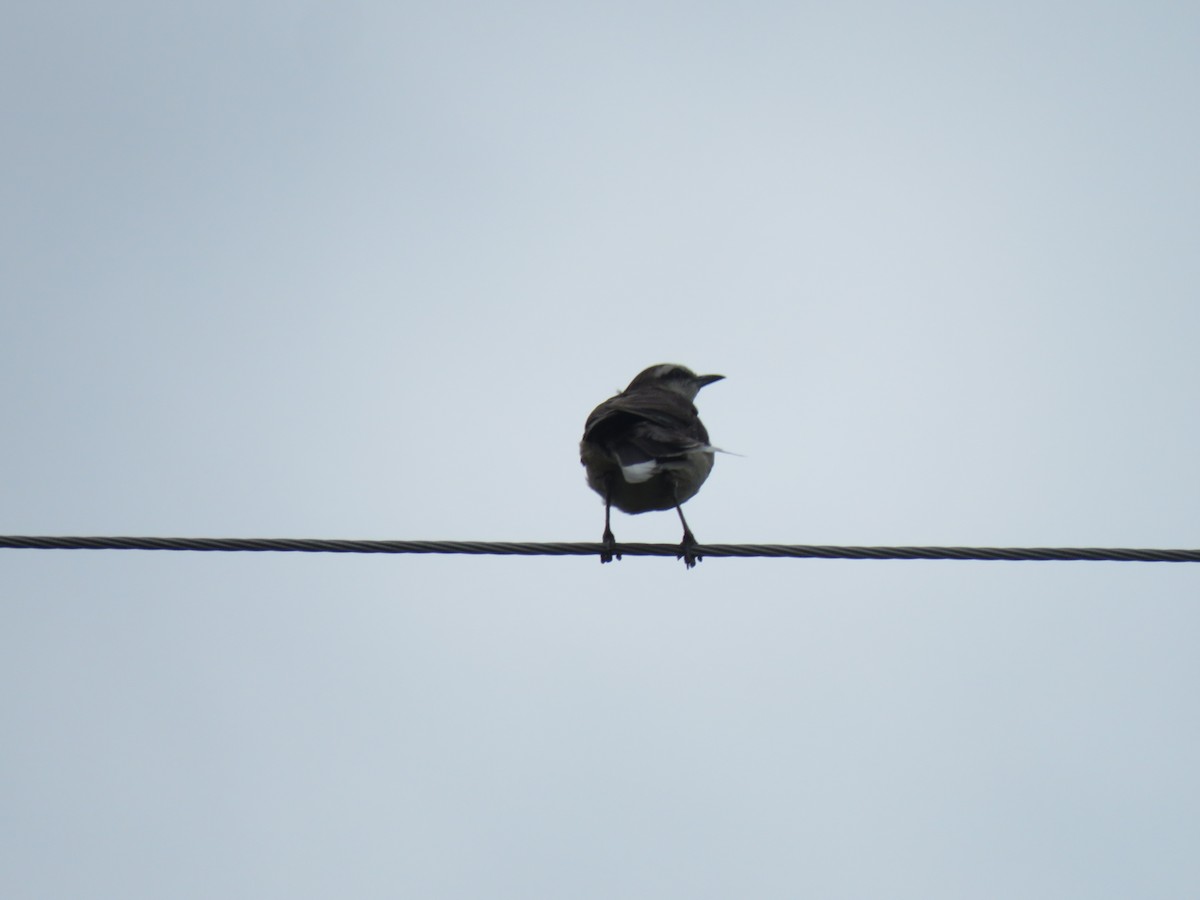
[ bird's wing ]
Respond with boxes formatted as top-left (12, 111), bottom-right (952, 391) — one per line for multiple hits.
top-left (583, 389), bottom-right (712, 467)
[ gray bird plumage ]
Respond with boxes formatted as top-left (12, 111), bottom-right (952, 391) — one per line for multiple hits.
top-left (580, 363), bottom-right (724, 568)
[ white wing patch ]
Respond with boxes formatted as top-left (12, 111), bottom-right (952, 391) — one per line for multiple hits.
top-left (620, 460), bottom-right (660, 483)
top-left (620, 445), bottom-right (722, 484)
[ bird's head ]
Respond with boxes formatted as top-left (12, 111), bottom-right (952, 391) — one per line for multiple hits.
top-left (624, 364), bottom-right (725, 401)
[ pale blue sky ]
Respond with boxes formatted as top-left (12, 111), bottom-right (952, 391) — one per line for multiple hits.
top-left (3, 2), bottom-right (1199, 897)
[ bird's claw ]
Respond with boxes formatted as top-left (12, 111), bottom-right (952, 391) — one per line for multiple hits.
top-left (678, 530), bottom-right (702, 569)
top-left (601, 529), bottom-right (621, 564)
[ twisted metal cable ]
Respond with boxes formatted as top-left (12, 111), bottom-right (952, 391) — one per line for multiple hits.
top-left (1, 535), bottom-right (1199, 562)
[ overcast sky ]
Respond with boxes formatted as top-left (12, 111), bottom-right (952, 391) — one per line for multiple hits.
top-left (3, 2), bottom-right (1199, 898)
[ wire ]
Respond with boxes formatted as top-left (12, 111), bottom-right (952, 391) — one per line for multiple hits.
top-left (1, 535), bottom-right (1199, 562)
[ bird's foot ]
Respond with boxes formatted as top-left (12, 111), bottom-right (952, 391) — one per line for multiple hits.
top-left (601, 527), bottom-right (621, 564)
top-left (678, 529), bottom-right (702, 569)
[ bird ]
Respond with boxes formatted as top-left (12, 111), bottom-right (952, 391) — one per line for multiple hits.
top-left (580, 364), bottom-right (725, 568)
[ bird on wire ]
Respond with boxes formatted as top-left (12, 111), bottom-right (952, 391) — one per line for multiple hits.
top-left (580, 363), bottom-right (725, 568)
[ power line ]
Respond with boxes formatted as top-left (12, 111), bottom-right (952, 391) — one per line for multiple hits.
top-left (1, 535), bottom-right (1199, 562)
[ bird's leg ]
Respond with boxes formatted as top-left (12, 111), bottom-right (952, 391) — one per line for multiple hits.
top-left (601, 485), bottom-right (621, 564)
top-left (675, 503), bottom-right (701, 569)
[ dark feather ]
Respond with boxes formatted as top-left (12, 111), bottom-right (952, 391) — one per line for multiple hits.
top-left (583, 388), bottom-right (710, 463)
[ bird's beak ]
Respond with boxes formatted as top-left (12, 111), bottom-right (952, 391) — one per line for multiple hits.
top-left (696, 374), bottom-right (725, 388)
